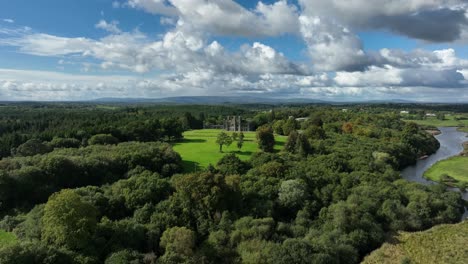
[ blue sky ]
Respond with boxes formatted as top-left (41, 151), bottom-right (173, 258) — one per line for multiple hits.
top-left (0, 0), bottom-right (467, 101)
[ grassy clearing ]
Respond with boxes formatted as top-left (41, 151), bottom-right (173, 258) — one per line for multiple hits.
top-left (362, 221), bottom-right (468, 264)
top-left (0, 230), bottom-right (17, 247)
top-left (424, 156), bottom-right (468, 188)
top-left (402, 114), bottom-right (468, 127)
top-left (173, 129), bottom-right (287, 172)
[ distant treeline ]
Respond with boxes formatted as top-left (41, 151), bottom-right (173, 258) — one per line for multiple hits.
top-left (0, 104), bottom-right (255, 158)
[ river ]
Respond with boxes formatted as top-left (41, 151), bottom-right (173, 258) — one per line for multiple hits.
top-left (401, 127), bottom-right (468, 219)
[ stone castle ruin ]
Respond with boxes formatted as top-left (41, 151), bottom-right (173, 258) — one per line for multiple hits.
top-left (224, 116), bottom-right (250, 131)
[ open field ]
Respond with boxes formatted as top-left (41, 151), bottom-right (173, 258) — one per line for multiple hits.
top-left (362, 221), bottom-right (468, 264)
top-left (173, 129), bottom-right (287, 172)
top-left (424, 156), bottom-right (468, 188)
top-left (402, 114), bottom-right (468, 127)
top-left (0, 230), bottom-right (17, 247)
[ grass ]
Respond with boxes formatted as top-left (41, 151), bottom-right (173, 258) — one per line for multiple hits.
top-left (0, 230), bottom-right (17, 248)
top-left (172, 129), bottom-right (287, 172)
top-left (402, 114), bottom-right (468, 127)
top-left (362, 221), bottom-right (468, 264)
top-left (424, 156), bottom-right (468, 188)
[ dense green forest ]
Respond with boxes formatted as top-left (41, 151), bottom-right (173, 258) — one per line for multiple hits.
top-left (0, 103), bottom-right (465, 263)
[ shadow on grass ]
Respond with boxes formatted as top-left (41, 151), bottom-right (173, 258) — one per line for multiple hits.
top-left (182, 160), bottom-right (202, 173)
top-left (234, 150), bottom-right (254, 157)
top-left (182, 138), bottom-right (207, 143)
top-left (275, 141), bottom-right (285, 147)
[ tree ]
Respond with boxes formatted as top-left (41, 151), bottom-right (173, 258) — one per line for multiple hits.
top-left (278, 179), bottom-right (308, 209)
top-left (231, 132), bottom-right (239, 142)
top-left (173, 172), bottom-right (238, 231)
top-left (42, 189), bottom-right (98, 251)
top-left (282, 118), bottom-right (297, 136)
top-left (15, 139), bottom-right (51, 156)
top-left (105, 250), bottom-right (143, 264)
top-left (436, 112), bottom-right (445, 120)
top-left (88, 134), bottom-right (119, 145)
top-left (49, 137), bottom-right (81, 149)
top-left (159, 227), bottom-right (196, 263)
top-left (272, 120), bottom-right (285, 135)
top-left (217, 153), bottom-right (249, 175)
top-left (237, 132), bottom-right (245, 151)
top-left (303, 125), bottom-right (326, 140)
top-left (256, 126), bottom-right (275, 153)
top-left (216, 132), bottom-right (233, 153)
top-left (284, 130), bottom-right (299, 153)
top-left (342, 122), bottom-right (354, 134)
top-left (295, 133), bottom-right (312, 157)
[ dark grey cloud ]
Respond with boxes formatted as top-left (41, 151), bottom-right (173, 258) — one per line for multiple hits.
top-left (401, 69), bottom-right (466, 88)
top-left (373, 8), bottom-right (468, 42)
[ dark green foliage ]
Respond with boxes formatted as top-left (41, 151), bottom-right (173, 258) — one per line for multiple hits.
top-left (0, 142), bottom-right (182, 210)
top-left (15, 139), bottom-right (51, 157)
top-left (0, 242), bottom-right (76, 264)
top-left (49, 137), bottom-right (82, 149)
top-left (42, 189), bottom-right (98, 251)
top-left (105, 250), bottom-right (143, 264)
top-left (282, 118), bottom-right (297, 136)
top-left (284, 130), bottom-right (298, 153)
top-left (95, 218), bottom-right (147, 257)
top-left (88, 134), bottom-right (119, 145)
top-left (159, 227), bottom-right (196, 263)
top-left (236, 132), bottom-right (245, 151)
top-left (256, 125), bottom-right (275, 152)
top-left (217, 154), bottom-right (250, 175)
top-left (0, 104), bottom-right (464, 264)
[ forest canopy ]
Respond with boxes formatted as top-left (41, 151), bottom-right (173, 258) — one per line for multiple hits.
top-left (0, 103), bottom-right (465, 264)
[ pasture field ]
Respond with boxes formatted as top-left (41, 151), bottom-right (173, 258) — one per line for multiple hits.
top-left (173, 129), bottom-right (287, 172)
top-left (424, 156), bottom-right (468, 188)
top-left (362, 221), bottom-right (468, 264)
top-left (402, 114), bottom-right (468, 127)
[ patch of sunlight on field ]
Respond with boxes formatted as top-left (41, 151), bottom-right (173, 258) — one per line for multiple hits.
top-left (173, 129), bottom-right (286, 172)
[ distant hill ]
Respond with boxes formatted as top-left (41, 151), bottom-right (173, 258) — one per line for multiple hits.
top-left (92, 96), bottom-right (422, 105)
top-left (362, 220), bottom-right (468, 264)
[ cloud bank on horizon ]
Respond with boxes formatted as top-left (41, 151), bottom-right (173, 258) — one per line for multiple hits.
top-left (0, 0), bottom-right (468, 102)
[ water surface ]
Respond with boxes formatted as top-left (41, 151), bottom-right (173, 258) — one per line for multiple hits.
top-left (401, 127), bottom-right (467, 218)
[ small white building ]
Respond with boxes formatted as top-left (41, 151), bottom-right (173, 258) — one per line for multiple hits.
top-left (400, 110), bottom-right (409, 114)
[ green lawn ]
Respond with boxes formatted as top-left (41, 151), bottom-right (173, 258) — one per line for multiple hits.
top-left (424, 156), bottom-right (468, 188)
top-left (173, 129), bottom-right (287, 172)
top-left (362, 221), bottom-right (468, 264)
top-left (0, 230), bottom-right (17, 248)
top-left (402, 114), bottom-right (468, 127)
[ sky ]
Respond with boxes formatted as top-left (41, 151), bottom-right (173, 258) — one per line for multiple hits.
top-left (0, 0), bottom-right (468, 102)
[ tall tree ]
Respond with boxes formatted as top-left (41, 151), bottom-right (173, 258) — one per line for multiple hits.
top-left (42, 189), bottom-right (98, 251)
top-left (237, 132), bottom-right (245, 151)
top-left (256, 126), bottom-right (275, 153)
top-left (216, 132), bottom-right (233, 153)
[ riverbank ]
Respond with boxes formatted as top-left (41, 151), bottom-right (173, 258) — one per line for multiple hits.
top-left (423, 140), bottom-right (468, 189)
top-left (401, 127), bottom-right (468, 207)
top-left (424, 156), bottom-right (468, 189)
